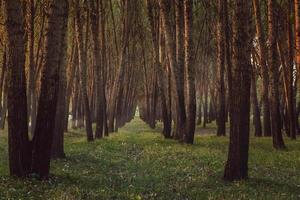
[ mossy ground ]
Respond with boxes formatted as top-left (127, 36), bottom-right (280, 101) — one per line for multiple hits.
top-left (0, 118), bottom-right (299, 199)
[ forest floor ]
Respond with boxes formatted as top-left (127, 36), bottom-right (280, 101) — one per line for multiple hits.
top-left (0, 118), bottom-right (300, 200)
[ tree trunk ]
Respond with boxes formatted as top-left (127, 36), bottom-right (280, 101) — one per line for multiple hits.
top-left (31, 0), bottom-right (69, 179)
top-left (159, 0), bottom-right (187, 140)
top-left (216, 0), bottom-right (226, 137)
top-left (224, 0), bottom-right (252, 181)
top-left (268, 0), bottom-right (286, 149)
top-left (146, 0), bottom-right (172, 138)
top-left (89, 0), bottom-right (104, 139)
top-left (253, 0), bottom-right (272, 137)
top-left (251, 66), bottom-right (262, 137)
top-left (51, 17), bottom-right (69, 158)
top-left (295, 0), bottom-right (300, 71)
top-left (184, 0), bottom-right (196, 143)
top-left (75, 0), bottom-right (94, 141)
top-left (4, 0), bottom-right (31, 178)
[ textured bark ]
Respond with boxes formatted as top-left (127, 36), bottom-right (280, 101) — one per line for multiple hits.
top-left (147, 0), bottom-right (171, 138)
top-left (31, 0), bottom-right (69, 179)
top-left (51, 11), bottom-right (69, 159)
top-left (295, 0), bottom-right (300, 69)
top-left (216, 0), bottom-right (226, 137)
top-left (89, 0), bottom-right (105, 139)
top-left (285, 0), bottom-right (296, 139)
top-left (159, 0), bottom-right (187, 140)
top-left (224, 0), bottom-right (233, 120)
top-left (253, 0), bottom-right (272, 137)
top-left (4, 0), bottom-right (31, 177)
top-left (267, 0), bottom-right (286, 149)
top-left (184, 0), bottom-right (196, 143)
top-left (108, 0), bottom-right (130, 133)
top-left (75, 0), bottom-right (94, 141)
top-left (100, 0), bottom-right (109, 137)
top-left (224, 0), bottom-right (251, 181)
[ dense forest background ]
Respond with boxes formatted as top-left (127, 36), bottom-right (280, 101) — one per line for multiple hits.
top-left (0, 0), bottom-right (299, 199)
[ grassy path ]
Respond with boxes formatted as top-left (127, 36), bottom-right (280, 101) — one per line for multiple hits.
top-left (0, 118), bottom-right (300, 199)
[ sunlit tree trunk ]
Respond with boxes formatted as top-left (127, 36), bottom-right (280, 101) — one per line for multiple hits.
top-left (253, 0), bottom-right (272, 137)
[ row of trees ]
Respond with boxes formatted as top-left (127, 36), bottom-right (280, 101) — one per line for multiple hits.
top-left (1, 0), bottom-right (299, 182)
top-left (139, 0), bottom-right (300, 181)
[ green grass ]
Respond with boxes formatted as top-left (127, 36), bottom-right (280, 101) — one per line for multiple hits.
top-left (0, 118), bottom-right (300, 199)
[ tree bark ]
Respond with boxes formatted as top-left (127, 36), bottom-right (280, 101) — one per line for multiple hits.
top-left (216, 0), bottom-right (226, 137)
top-left (253, 0), bottom-right (272, 137)
top-left (75, 0), bottom-right (94, 141)
top-left (89, 0), bottom-right (105, 139)
top-left (159, 0), bottom-right (187, 140)
top-left (267, 0), bottom-right (286, 149)
top-left (184, 0), bottom-right (196, 143)
top-left (4, 0), bottom-right (31, 177)
top-left (31, 0), bottom-right (69, 179)
top-left (224, 0), bottom-right (252, 181)
top-left (295, 0), bottom-right (300, 70)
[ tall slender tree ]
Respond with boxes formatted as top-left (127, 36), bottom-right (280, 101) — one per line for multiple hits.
top-left (184, 0), bottom-right (196, 143)
top-left (216, 0), bottom-right (226, 136)
top-left (75, 0), bottom-right (94, 141)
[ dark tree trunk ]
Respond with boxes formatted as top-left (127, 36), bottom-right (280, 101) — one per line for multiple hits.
top-left (51, 13), bottom-right (69, 159)
top-left (184, 0), bottom-right (196, 143)
top-left (224, 0), bottom-right (252, 181)
top-left (268, 0), bottom-right (286, 149)
top-left (4, 0), bottom-right (31, 178)
top-left (31, 0), bottom-right (69, 179)
top-left (216, 0), bottom-right (226, 136)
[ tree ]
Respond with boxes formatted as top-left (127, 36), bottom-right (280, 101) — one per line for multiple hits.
top-left (296, 0), bottom-right (300, 72)
top-left (89, 0), bottom-right (105, 139)
top-left (159, 0), bottom-right (187, 141)
top-left (267, 0), bottom-right (286, 149)
top-left (216, 0), bottom-right (226, 136)
top-left (4, 0), bottom-right (31, 177)
top-left (252, 0), bottom-right (272, 137)
top-left (75, 0), bottom-right (94, 141)
top-left (31, 0), bottom-right (69, 179)
top-left (146, 0), bottom-right (172, 138)
top-left (184, 0), bottom-right (196, 143)
top-left (5, 0), bottom-right (69, 179)
top-left (224, 0), bottom-right (252, 181)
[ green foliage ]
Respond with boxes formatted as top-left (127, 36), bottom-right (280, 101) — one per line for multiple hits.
top-left (0, 119), bottom-right (299, 199)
